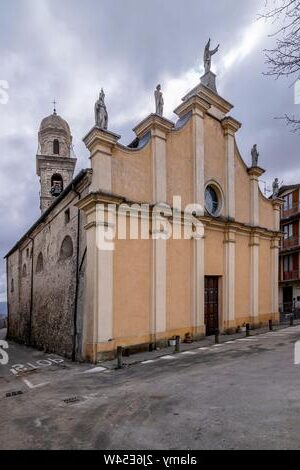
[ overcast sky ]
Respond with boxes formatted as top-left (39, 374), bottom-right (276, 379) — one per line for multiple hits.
top-left (0, 0), bottom-right (299, 301)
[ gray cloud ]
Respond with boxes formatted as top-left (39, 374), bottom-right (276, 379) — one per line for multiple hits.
top-left (0, 0), bottom-right (298, 300)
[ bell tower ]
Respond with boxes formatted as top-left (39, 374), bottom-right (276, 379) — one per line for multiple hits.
top-left (36, 104), bottom-right (77, 213)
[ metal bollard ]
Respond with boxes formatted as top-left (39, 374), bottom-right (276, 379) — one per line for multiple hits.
top-left (117, 346), bottom-right (123, 369)
top-left (215, 329), bottom-right (220, 345)
top-left (269, 319), bottom-right (273, 331)
top-left (175, 336), bottom-right (180, 353)
top-left (290, 314), bottom-right (294, 327)
top-left (246, 323), bottom-right (250, 337)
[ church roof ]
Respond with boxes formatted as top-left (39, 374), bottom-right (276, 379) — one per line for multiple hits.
top-left (39, 112), bottom-right (71, 135)
top-left (4, 169), bottom-right (91, 259)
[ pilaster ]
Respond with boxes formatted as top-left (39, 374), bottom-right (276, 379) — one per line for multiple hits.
top-left (192, 227), bottom-right (206, 337)
top-left (222, 117), bottom-right (241, 220)
top-left (76, 193), bottom-right (120, 362)
top-left (272, 198), bottom-right (284, 231)
top-left (134, 114), bottom-right (174, 344)
top-left (249, 231), bottom-right (260, 322)
top-left (247, 166), bottom-right (265, 226)
top-left (271, 237), bottom-right (280, 321)
top-left (223, 228), bottom-right (236, 329)
top-left (134, 113), bottom-right (174, 204)
top-left (83, 126), bottom-right (120, 193)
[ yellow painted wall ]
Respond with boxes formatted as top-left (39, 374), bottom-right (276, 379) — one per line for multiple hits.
top-left (204, 228), bottom-right (224, 276)
top-left (166, 119), bottom-right (193, 208)
top-left (259, 238), bottom-right (272, 315)
top-left (235, 234), bottom-right (250, 319)
top-left (166, 238), bottom-right (192, 331)
top-left (204, 116), bottom-right (226, 188)
top-left (113, 236), bottom-right (151, 340)
top-left (259, 191), bottom-right (274, 231)
top-left (112, 144), bottom-right (152, 202)
top-left (234, 150), bottom-right (251, 224)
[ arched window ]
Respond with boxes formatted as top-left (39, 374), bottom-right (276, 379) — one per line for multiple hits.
top-left (59, 235), bottom-right (73, 261)
top-left (11, 278), bottom-right (14, 293)
top-left (22, 264), bottom-right (27, 277)
top-left (36, 252), bottom-right (44, 273)
top-left (50, 173), bottom-right (63, 197)
top-left (53, 139), bottom-right (60, 155)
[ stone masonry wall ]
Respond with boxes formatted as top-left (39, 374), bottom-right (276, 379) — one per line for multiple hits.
top-left (7, 176), bottom-right (89, 359)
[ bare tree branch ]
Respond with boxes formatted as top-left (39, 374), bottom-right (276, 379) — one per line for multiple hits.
top-left (262, 0), bottom-right (300, 132)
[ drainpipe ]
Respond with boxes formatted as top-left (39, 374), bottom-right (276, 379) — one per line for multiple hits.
top-left (72, 184), bottom-right (81, 362)
top-left (28, 236), bottom-right (34, 345)
top-left (5, 258), bottom-right (10, 339)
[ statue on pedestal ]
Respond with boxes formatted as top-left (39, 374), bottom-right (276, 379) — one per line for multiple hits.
top-left (155, 84), bottom-right (164, 117)
top-left (204, 39), bottom-right (219, 74)
top-left (95, 88), bottom-right (108, 130)
top-left (272, 178), bottom-right (279, 198)
top-left (251, 144), bottom-right (259, 167)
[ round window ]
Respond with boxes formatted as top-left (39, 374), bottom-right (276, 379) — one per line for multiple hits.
top-left (205, 186), bottom-right (220, 216)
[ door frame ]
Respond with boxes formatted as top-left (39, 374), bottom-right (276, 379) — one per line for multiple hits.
top-left (204, 275), bottom-right (220, 336)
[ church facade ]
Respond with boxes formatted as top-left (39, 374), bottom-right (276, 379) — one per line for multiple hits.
top-left (5, 65), bottom-right (282, 362)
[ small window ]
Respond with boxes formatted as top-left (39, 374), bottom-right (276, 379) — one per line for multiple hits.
top-left (22, 264), bottom-right (27, 277)
top-left (65, 208), bottom-right (70, 224)
top-left (11, 278), bottom-right (14, 293)
top-left (36, 252), bottom-right (44, 273)
top-left (283, 224), bottom-right (293, 239)
top-left (53, 139), bottom-right (60, 155)
top-left (284, 255), bottom-right (293, 273)
top-left (59, 235), bottom-right (73, 261)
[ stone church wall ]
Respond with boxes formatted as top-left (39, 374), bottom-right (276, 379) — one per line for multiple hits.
top-left (7, 176), bottom-right (90, 359)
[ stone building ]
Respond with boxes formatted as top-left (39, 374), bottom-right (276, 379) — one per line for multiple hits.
top-left (6, 62), bottom-right (282, 362)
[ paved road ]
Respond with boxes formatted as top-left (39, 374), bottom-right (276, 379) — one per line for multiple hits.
top-left (0, 326), bottom-right (300, 450)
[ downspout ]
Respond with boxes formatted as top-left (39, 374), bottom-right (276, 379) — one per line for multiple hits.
top-left (28, 236), bottom-right (34, 345)
top-left (72, 184), bottom-right (81, 362)
top-left (5, 258), bottom-right (10, 339)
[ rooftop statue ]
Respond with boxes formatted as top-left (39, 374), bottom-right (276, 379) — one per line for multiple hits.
top-left (251, 144), bottom-right (259, 167)
top-left (155, 84), bottom-right (164, 117)
top-left (95, 88), bottom-right (108, 130)
top-left (272, 178), bottom-right (279, 198)
top-left (204, 38), bottom-right (219, 74)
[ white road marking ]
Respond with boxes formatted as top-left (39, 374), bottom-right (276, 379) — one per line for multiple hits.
top-left (10, 357), bottom-right (64, 376)
top-left (141, 360), bottom-right (156, 364)
top-left (82, 366), bottom-right (107, 374)
top-left (180, 351), bottom-right (197, 355)
top-left (160, 355), bottom-right (176, 360)
top-left (237, 338), bottom-right (258, 342)
top-left (22, 378), bottom-right (49, 389)
top-left (198, 347), bottom-right (209, 350)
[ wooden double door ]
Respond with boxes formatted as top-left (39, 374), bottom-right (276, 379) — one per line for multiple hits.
top-left (204, 276), bottom-right (219, 336)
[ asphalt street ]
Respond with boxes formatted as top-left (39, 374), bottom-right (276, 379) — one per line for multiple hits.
top-left (0, 326), bottom-right (300, 450)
